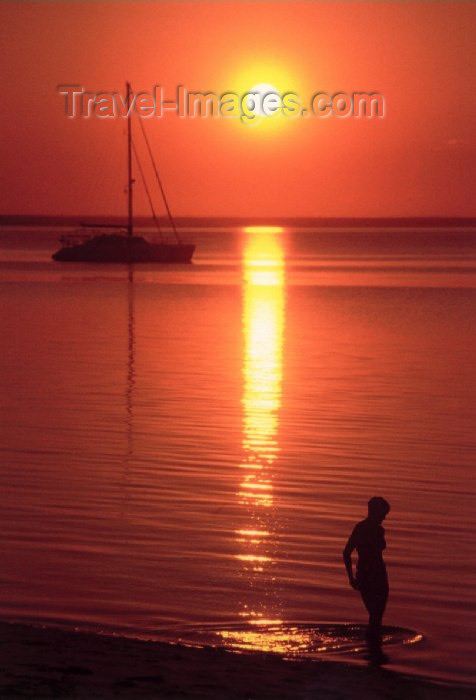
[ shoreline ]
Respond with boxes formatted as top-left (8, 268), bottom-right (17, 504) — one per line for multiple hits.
top-left (0, 621), bottom-right (474, 699)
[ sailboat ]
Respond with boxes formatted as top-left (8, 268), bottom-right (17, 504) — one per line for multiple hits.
top-left (52, 83), bottom-right (195, 264)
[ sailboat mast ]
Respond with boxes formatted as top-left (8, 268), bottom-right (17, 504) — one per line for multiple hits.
top-left (126, 82), bottom-right (133, 240)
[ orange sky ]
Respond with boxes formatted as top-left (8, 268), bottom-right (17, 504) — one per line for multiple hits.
top-left (1, 1), bottom-right (475, 218)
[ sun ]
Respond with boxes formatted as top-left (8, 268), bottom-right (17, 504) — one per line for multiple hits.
top-left (246, 83), bottom-right (281, 118)
top-left (229, 60), bottom-right (303, 134)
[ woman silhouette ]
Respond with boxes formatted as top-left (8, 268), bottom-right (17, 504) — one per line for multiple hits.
top-left (343, 497), bottom-right (391, 643)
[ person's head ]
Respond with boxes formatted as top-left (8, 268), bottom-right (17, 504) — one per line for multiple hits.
top-left (368, 496), bottom-right (391, 524)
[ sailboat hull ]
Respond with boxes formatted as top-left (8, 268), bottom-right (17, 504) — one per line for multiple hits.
top-left (52, 234), bottom-right (195, 263)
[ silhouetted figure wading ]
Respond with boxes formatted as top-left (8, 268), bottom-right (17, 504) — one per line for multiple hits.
top-left (343, 497), bottom-right (391, 650)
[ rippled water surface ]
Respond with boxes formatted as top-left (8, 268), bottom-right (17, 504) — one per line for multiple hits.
top-left (0, 227), bottom-right (475, 684)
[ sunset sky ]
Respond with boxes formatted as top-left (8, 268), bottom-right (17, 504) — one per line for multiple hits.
top-left (1, 1), bottom-right (475, 218)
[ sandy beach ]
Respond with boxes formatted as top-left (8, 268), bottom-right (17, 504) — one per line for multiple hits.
top-left (0, 621), bottom-right (474, 700)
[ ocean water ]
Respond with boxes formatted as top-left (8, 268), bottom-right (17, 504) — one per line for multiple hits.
top-left (0, 225), bottom-right (475, 685)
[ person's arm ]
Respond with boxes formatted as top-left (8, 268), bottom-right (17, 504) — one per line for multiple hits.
top-left (343, 527), bottom-right (360, 590)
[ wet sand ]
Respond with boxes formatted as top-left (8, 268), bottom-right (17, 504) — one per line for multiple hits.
top-left (0, 622), bottom-right (474, 699)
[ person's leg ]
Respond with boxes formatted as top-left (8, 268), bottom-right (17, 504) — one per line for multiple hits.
top-left (360, 585), bottom-right (389, 664)
top-left (360, 585), bottom-right (388, 638)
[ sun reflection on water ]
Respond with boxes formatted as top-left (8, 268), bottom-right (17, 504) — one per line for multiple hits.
top-left (226, 228), bottom-right (287, 652)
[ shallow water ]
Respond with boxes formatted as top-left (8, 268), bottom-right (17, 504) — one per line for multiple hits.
top-left (0, 226), bottom-right (475, 684)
